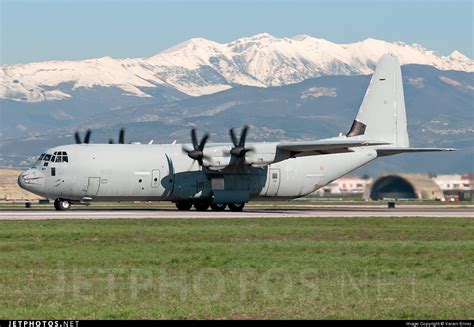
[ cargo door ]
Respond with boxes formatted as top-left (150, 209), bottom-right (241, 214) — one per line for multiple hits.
top-left (85, 177), bottom-right (101, 196)
top-left (266, 168), bottom-right (281, 196)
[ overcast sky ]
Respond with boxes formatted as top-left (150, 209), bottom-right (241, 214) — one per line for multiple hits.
top-left (1, 0), bottom-right (472, 64)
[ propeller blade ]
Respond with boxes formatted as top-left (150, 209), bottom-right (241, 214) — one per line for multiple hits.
top-left (83, 129), bottom-right (92, 144)
top-left (119, 128), bottom-right (125, 144)
top-left (74, 131), bottom-right (82, 144)
top-left (198, 133), bottom-right (209, 152)
top-left (229, 125), bottom-right (250, 158)
top-left (191, 129), bottom-right (199, 150)
top-left (239, 125), bottom-right (249, 147)
top-left (185, 129), bottom-right (209, 166)
top-left (229, 128), bottom-right (238, 147)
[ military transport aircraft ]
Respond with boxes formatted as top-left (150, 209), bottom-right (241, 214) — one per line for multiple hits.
top-left (18, 54), bottom-right (454, 211)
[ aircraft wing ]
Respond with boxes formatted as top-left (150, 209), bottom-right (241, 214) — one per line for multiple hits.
top-left (277, 140), bottom-right (389, 154)
top-left (376, 147), bottom-right (457, 157)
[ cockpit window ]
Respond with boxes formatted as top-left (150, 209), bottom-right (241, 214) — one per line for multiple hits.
top-left (52, 151), bottom-right (69, 163)
top-left (32, 153), bottom-right (46, 168)
top-left (32, 151), bottom-right (69, 168)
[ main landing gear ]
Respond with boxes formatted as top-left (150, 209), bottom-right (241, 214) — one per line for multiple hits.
top-left (210, 203), bottom-right (226, 211)
top-left (228, 203), bottom-right (245, 212)
top-left (175, 201), bottom-right (193, 211)
top-left (175, 201), bottom-right (245, 212)
top-left (54, 198), bottom-right (71, 211)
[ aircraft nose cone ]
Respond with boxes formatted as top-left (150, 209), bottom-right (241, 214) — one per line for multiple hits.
top-left (18, 169), bottom-right (45, 193)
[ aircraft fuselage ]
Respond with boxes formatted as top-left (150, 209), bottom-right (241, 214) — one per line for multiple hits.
top-left (18, 143), bottom-right (376, 204)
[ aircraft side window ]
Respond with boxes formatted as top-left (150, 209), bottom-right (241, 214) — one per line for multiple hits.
top-left (38, 153), bottom-right (45, 161)
top-left (63, 156), bottom-right (69, 163)
top-left (51, 155), bottom-right (56, 162)
top-left (44, 154), bottom-right (51, 161)
top-left (51, 167), bottom-right (56, 176)
top-left (56, 156), bottom-right (62, 163)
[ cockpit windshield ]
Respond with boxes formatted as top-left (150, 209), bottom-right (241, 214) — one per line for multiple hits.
top-left (32, 151), bottom-right (68, 168)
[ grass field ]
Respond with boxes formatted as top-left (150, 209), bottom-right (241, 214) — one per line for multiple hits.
top-left (0, 217), bottom-right (473, 319)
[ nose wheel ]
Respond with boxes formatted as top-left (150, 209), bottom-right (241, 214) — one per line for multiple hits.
top-left (54, 198), bottom-right (71, 211)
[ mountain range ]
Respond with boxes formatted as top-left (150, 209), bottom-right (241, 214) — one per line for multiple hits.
top-left (1, 34), bottom-right (473, 174)
top-left (2, 33), bottom-right (472, 102)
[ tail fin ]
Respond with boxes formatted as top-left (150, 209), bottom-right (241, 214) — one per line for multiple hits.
top-left (346, 54), bottom-right (409, 147)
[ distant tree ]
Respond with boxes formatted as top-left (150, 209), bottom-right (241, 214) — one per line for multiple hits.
top-left (361, 174), bottom-right (370, 180)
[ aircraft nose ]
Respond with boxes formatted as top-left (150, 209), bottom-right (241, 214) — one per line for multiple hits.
top-left (18, 169), bottom-right (45, 193)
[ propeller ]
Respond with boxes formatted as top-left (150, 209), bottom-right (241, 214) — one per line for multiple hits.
top-left (183, 128), bottom-right (209, 166)
top-left (108, 128), bottom-right (126, 144)
top-left (74, 129), bottom-right (92, 144)
top-left (229, 125), bottom-right (251, 158)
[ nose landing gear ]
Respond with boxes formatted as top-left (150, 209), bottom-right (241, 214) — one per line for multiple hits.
top-left (54, 198), bottom-right (71, 211)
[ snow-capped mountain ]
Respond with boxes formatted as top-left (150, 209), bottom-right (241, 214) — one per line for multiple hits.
top-left (1, 33), bottom-right (472, 102)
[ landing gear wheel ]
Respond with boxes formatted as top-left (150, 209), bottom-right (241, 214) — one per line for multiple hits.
top-left (228, 203), bottom-right (245, 212)
top-left (176, 202), bottom-right (192, 211)
top-left (211, 203), bottom-right (226, 211)
top-left (194, 201), bottom-right (210, 211)
top-left (54, 198), bottom-right (71, 211)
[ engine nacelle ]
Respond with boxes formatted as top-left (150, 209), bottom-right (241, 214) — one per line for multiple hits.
top-left (201, 143), bottom-right (282, 169)
top-left (244, 143), bottom-right (279, 167)
top-left (202, 146), bottom-right (232, 169)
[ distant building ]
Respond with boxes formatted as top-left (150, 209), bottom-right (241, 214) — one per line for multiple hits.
top-left (432, 174), bottom-right (472, 191)
top-left (432, 174), bottom-right (474, 201)
top-left (315, 175), bottom-right (372, 195)
top-left (365, 174), bottom-right (444, 200)
top-left (315, 173), bottom-right (474, 201)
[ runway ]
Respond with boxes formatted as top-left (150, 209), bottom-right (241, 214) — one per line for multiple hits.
top-left (0, 207), bottom-right (472, 220)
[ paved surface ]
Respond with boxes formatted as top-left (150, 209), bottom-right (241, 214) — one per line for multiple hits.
top-left (0, 208), bottom-right (472, 220)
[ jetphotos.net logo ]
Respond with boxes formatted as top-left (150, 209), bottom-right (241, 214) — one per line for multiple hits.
top-left (7, 322), bottom-right (79, 327)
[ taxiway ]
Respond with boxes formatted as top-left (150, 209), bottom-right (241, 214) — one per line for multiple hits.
top-left (0, 207), bottom-right (472, 220)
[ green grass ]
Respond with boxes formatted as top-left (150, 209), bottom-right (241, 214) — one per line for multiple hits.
top-left (0, 217), bottom-right (473, 319)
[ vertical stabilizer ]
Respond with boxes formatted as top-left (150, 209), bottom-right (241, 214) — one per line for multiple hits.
top-left (346, 54), bottom-right (409, 147)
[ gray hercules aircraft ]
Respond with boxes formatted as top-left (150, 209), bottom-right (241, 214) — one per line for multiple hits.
top-left (18, 54), bottom-right (454, 211)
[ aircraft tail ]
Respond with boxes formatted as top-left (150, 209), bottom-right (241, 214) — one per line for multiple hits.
top-left (346, 54), bottom-right (410, 147)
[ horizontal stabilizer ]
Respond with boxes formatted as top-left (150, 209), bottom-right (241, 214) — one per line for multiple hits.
top-left (278, 140), bottom-right (389, 154)
top-left (377, 147), bottom-right (457, 157)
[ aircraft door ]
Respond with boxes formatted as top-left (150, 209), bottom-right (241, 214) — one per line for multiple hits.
top-left (266, 168), bottom-right (281, 196)
top-left (85, 177), bottom-right (101, 196)
top-left (151, 169), bottom-right (160, 188)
